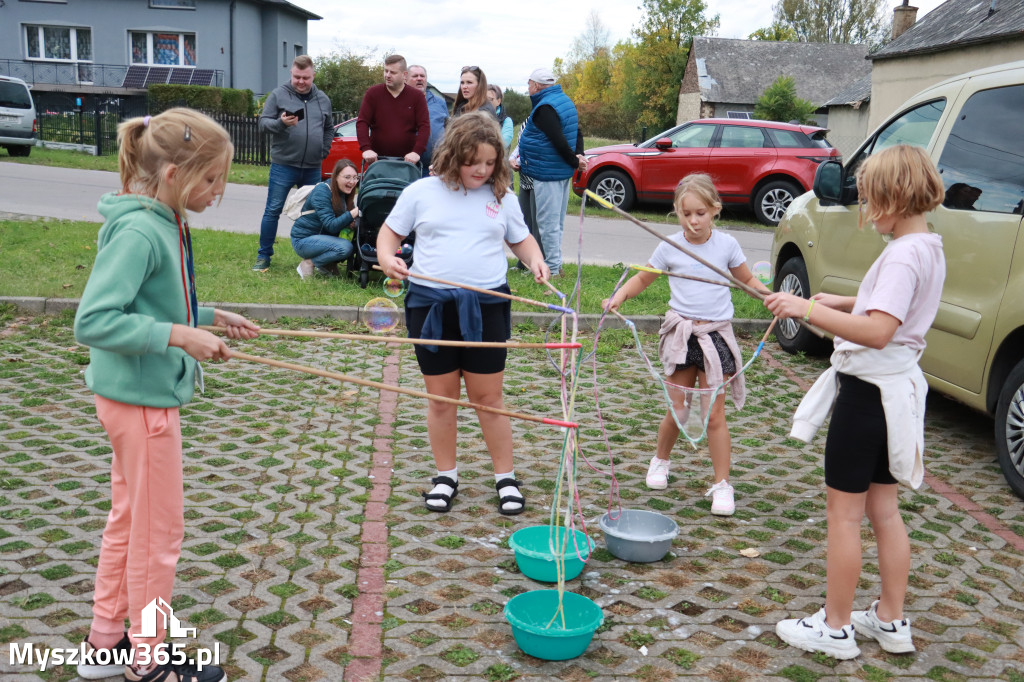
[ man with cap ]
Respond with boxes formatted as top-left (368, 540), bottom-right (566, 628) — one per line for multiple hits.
top-left (512, 67), bottom-right (587, 278)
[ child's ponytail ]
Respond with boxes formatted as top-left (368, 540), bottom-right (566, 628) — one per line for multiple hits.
top-left (116, 117), bottom-right (150, 196)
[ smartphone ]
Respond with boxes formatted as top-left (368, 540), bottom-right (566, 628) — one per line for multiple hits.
top-left (286, 108), bottom-right (304, 121)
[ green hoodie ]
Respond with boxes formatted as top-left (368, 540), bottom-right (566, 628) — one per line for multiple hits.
top-left (74, 192), bottom-right (215, 407)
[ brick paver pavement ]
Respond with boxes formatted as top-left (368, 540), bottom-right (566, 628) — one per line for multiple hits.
top-left (0, 310), bottom-right (1022, 681)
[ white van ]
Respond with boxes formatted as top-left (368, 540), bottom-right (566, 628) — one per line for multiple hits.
top-left (0, 75), bottom-right (37, 157)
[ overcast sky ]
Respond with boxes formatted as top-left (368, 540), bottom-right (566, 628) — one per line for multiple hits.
top-left (296, 0), bottom-right (947, 93)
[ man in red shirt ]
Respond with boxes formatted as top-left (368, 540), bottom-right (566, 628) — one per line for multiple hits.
top-left (356, 54), bottom-right (429, 165)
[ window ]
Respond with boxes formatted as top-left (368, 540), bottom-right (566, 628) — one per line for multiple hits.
top-left (24, 25), bottom-right (92, 62)
top-left (151, 0), bottom-right (197, 7)
top-left (669, 124), bottom-right (715, 148)
top-left (937, 85), bottom-right (1024, 214)
top-left (131, 31), bottom-right (196, 66)
top-left (283, 42), bottom-right (288, 68)
top-left (294, 44), bottom-right (303, 59)
top-left (846, 99), bottom-right (946, 183)
top-left (767, 129), bottom-right (807, 148)
top-left (719, 126), bottom-right (767, 148)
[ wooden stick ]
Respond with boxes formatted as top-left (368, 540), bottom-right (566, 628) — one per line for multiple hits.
top-left (201, 326), bottom-right (581, 350)
top-left (631, 264), bottom-right (735, 289)
top-left (586, 190), bottom-right (825, 338)
top-left (541, 278), bottom-right (567, 300)
top-left (372, 265), bottom-right (574, 315)
top-left (230, 351), bottom-right (578, 428)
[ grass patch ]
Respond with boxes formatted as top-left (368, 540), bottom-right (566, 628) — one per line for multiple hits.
top-left (0, 217), bottom-right (771, 319)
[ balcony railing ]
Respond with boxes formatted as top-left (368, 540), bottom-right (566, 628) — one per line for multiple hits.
top-left (0, 59), bottom-right (223, 89)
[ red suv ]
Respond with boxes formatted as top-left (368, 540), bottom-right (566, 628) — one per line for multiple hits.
top-left (321, 118), bottom-right (361, 179)
top-left (572, 118), bottom-right (839, 225)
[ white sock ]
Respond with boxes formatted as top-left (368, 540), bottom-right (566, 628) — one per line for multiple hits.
top-left (496, 470), bottom-right (523, 512)
top-left (426, 468), bottom-right (457, 509)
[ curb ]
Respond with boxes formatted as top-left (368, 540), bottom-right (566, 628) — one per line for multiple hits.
top-left (0, 296), bottom-right (772, 336)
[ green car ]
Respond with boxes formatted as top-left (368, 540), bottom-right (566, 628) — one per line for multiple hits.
top-left (769, 60), bottom-right (1024, 499)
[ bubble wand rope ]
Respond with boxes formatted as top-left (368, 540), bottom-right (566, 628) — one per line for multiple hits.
top-left (584, 190), bottom-right (825, 338)
top-left (201, 326), bottom-right (581, 350)
top-left (630, 264), bottom-right (735, 289)
top-left (371, 266), bottom-right (574, 315)
top-left (230, 351), bottom-right (578, 428)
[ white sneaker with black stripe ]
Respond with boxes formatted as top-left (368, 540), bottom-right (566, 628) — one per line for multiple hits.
top-left (776, 607), bottom-right (860, 660)
top-left (851, 600), bottom-right (915, 653)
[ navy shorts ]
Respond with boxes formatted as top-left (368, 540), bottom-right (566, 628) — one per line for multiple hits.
top-left (678, 331), bottom-right (736, 375)
top-left (824, 373), bottom-right (897, 493)
top-left (405, 300), bottom-right (511, 376)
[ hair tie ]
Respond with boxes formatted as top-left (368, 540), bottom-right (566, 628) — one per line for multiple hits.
top-left (143, 116), bottom-right (151, 128)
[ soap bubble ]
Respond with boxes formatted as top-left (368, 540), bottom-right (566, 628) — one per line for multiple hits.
top-left (751, 261), bottom-right (772, 286)
top-left (363, 297), bottom-right (401, 334)
top-left (383, 277), bottom-right (406, 298)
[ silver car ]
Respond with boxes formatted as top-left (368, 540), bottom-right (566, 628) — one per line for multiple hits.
top-left (0, 76), bottom-right (37, 157)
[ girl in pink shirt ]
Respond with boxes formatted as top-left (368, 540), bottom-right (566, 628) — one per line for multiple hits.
top-left (765, 145), bottom-right (946, 660)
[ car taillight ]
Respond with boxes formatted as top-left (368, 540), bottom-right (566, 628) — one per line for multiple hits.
top-left (33, 119), bottom-right (37, 134)
top-left (796, 155), bottom-right (832, 164)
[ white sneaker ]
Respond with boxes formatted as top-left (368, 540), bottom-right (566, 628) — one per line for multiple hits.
top-left (776, 607), bottom-right (860, 660)
top-left (851, 600), bottom-right (915, 653)
top-left (646, 456), bottom-right (670, 489)
top-left (705, 479), bottom-right (735, 516)
top-left (296, 259), bottom-right (314, 280)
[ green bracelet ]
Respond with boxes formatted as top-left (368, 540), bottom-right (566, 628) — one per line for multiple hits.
top-left (804, 299), bottom-right (815, 321)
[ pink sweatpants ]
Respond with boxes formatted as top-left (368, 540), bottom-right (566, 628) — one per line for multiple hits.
top-left (90, 395), bottom-right (185, 652)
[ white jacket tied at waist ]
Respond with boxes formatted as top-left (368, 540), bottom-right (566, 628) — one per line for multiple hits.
top-left (790, 342), bottom-right (928, 489)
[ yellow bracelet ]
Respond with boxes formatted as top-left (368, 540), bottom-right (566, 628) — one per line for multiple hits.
top-left (804, 299), bottom-right (815, 321)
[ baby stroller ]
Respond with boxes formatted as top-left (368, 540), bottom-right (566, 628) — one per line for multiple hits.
top-left (349, 158), bottom-right (420, 288)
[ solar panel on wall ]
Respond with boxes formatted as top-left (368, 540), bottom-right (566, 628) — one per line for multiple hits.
top-left (144, 67), bottom-right (172, 85)
top-left (121, 65), bottom-right (149, 88)
top-left (190, 69), bottom-right (214, 86)
top-left (168, 68), bottom-right (193, 84)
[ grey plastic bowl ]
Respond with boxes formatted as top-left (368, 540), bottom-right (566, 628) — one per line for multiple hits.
top-left (599, 509), bottom-right (679, 563)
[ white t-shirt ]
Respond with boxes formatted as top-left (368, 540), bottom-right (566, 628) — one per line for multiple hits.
top-left (839, 232), bottom-right (945, 351)
top-left (385, 177), bottom-right (530, 290)
top-left (648, 230), bottom-right (746, 321)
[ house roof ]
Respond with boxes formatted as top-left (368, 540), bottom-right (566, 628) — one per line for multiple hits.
top-left (871, 0), bottom-right (1024, 61)
top-left (690, 37), bottom-right (872, 107)
top-left (824, 73), bottom-right (872, 107)
top-left (255, 0), bottom-right (322, 21)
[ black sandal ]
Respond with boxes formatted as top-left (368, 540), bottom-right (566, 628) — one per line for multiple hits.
top-left (422, 475), bottom-right (458, 513)
top-left (495, 478), bottom-right (525, 516)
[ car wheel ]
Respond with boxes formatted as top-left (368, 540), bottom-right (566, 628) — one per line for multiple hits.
top-left (773, 256), bottom-right (831, 355)
top-left (590, 170), bottom-right (636, 211)
top-left (754, 180), bottom-right (800, 226)
top-left (996, 358), bottom-right (1024, 500)
top-left (9, 145), bottom-right (31, 157)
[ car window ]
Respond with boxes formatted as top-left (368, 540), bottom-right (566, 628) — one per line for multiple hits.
top-left (669, 124), bottom-right (715, 148)
top-left (937, 84), bottom-right (1024, 214)
top-left (0, 82), bottom-right (33, 109)
top-left (766, 129), bottom-right (806, 148)
top-left (337, 120), bottom-right (357, 137)
top-left (719, 126), bottom-right (767, 148)
top-left (845, 99), bottom-right (946, 186)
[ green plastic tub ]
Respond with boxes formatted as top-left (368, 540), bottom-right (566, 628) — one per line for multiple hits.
top-left (508, 525), bottom-right (594, 583)
top-left (504, 590), bottom-right (603, 660)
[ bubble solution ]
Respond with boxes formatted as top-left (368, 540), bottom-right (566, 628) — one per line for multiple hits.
top-left (383, 278), bottom-right (406, 298)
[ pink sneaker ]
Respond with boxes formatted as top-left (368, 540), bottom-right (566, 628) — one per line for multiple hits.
top-left (705, 480), bottom-right (735, 516)
top-left (646, 456), bottom-right (670, 490)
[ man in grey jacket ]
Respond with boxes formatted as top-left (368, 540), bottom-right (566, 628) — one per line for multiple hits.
top-left (253, 55), bottom-right (334, 272)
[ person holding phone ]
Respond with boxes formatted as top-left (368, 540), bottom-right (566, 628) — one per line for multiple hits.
top-left (253, 55), bottom-right (334, 273)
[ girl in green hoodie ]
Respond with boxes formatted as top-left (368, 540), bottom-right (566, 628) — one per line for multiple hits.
top-left (73, 108), bottom-right (259, 682)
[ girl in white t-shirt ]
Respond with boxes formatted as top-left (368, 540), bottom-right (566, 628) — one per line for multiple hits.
top-left (766, 145), bottom-right (946, 660)
top-left (378, 111), bottom-right (548, 515)
top-left (603, 173), bottom-right (770, 515)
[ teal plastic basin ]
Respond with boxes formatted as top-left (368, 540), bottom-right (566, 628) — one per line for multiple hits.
top-left (504, 590), bottom-right (603, 660)
top-left (508, 525), bottom-right (594, 583)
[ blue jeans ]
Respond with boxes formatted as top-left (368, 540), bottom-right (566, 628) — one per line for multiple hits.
top-left (258, 163), bottom-right (321, 259)
top-left (291, 234), bottom-right (354, 269)
top-left (532, 178), bottom-right (571, 275)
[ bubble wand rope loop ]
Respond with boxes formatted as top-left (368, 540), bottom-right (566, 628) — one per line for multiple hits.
top-left (585, 190), bottom-right (826, 338)
top-left (371, 266), bottom-right (574, 315)
top-left (230, 351), bottom-right (578, 428)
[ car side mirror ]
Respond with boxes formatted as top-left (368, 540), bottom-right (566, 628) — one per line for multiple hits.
top-left (813, 160), bottom-right (844, 205)
top-left (655, 138), bottom-right (673, 150)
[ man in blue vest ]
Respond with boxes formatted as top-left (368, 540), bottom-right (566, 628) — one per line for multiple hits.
top-left (517, 68), bottom-right (587, 277)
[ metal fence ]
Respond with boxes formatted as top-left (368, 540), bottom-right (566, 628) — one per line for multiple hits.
top-left (0, 59), bottom-right (223, 89)
top-left (211, 111), bottom-right (352, 166)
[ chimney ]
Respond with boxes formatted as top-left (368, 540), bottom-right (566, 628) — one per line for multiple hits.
top-left (892, 0), bottom-right (919, 40)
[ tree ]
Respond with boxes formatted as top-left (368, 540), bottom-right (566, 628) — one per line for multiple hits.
top-left (630, 0), bottom-right (719, 131)
top-left (749, 22), bottom-right (799, 41)
top-left (313, 49), bottom-right (383, 116)
top-left (772, 0), bottom-right (888, 44)
top-left (753, 76), bottom-right (818, 124)
top-left (502, 89), bottom-right (531, 126)
top-left (570, 10), bottom-right (611, 62)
